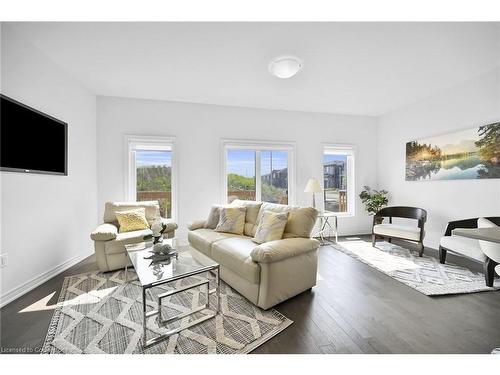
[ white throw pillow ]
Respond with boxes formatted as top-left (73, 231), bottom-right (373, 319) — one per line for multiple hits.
top-left (253, 211), bottom-right (289, 244)
top-left (204, 205), bottom-right (222, 229)
top-left (477, 217), bottom-right (500, 263)
top-left (215, 206), bottom-right (246, 235)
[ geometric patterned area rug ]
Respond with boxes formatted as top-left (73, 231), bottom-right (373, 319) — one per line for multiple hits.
top-left (333, 240), bottom-right (500, 296)
top-left (41, 270), bottom-right (292, 354)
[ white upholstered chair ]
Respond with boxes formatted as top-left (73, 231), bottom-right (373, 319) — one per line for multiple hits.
top-left (439, 216), bottom-right (500, 286)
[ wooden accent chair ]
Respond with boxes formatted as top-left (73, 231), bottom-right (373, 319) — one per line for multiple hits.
top-left (372, 206), bottom-right (427, 256)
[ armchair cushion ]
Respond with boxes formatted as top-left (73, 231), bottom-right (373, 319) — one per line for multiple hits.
top-left (439, 235), bottom-right (485, 262)
top-left (115, 208), bottom-right (150, 233)
top-left (373, 223), bottom-right (421, 241)
top-left (103, 201), bottom-right (160, 226)
top-left (91, 223), bottom-right (118, 241)
top-left (477, 217), bottom-right (500, 263)
top-left (251, 237), bottom-right (320, 263)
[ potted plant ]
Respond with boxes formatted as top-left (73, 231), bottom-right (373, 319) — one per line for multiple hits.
top-left (359, 186), bottom-right (389, 222)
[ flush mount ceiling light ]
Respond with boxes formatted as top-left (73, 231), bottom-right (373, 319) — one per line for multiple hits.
top-left (269, 56), bottom-right (303, 79)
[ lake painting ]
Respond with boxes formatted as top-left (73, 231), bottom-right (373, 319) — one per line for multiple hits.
top-left (405, 122), bottom-right (500, 181)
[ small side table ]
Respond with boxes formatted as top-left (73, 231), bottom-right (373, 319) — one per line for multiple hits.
top-left (314, 211), bottom-right (338, 245)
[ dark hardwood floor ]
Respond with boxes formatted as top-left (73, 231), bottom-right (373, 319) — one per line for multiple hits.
top-left (1, 236), bottom-right (499, 354)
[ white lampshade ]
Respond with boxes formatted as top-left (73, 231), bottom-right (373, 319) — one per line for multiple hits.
top-left (304, 178), bottom-right (322, 193)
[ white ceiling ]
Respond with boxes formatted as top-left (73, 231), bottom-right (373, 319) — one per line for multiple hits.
top-left (6, 22), bottom-right (500, 116)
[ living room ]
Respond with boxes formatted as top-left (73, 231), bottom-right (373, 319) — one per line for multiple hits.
top-left (1, 1), bottom-right (500, 372)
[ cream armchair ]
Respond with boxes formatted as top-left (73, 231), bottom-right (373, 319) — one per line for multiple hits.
top-left (91, 201), bottom-right (178, 272)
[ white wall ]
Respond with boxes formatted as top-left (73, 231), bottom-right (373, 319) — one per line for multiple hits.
top-left (97, 97), bottom-right (378, 239)
top-left (377, 68), bottom-right (500, 249)
top-left (0, 25), bottom-right (98, 305)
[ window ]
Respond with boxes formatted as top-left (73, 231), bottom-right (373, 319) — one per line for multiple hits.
top-left (223, 141), bottom-right (294, 204)
top-left (323, 145), bottom-right (355, 215)
top-left (126, 136), bottom-right (176, 219)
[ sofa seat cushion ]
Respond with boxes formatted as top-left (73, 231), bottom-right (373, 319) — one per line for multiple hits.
top-left (104, 228), bottom-right (152, 255)
top-left (373, 223), bottom-right (421, 241)
top-left (187, 228), bottom-right (240, 256)
top-left (211, 237), bottom-right (260, 284)
top-left (440, 235), bottom-right (485, 262)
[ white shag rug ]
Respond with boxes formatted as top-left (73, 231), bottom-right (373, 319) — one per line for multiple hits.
top-left (333, 240), bottom-right (500, 296)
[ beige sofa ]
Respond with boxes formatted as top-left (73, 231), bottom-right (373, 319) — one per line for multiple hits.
top-left (91, 201), bottom-right (178, 272)
top-left (188, 200), bottom-right (320, 309)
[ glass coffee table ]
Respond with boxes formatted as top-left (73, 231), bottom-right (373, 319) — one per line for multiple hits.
top-left (124, 239), bottom-right (220, 348)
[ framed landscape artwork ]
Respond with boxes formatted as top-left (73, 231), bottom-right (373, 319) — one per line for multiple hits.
top-left (405, 122), bottom-right (500, 181)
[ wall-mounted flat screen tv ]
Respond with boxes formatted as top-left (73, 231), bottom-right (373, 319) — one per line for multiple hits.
top-left (1, 94), bottom-right (68, 175)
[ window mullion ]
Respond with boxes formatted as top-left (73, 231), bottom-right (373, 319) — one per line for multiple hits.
top-left (255, 150), bottom-right (261, 201)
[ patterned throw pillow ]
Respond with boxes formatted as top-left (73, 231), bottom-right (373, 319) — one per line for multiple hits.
top-left (252, 210), bottom-right (289, 244)
top-left (204, 205), bottom-right (222, 229)
top-left (215, 206), bottom-right (246, 235)
top-left (115, 208), bottom-right (150, 233)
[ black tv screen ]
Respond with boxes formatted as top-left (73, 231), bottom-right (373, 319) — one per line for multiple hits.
top-left (1, 94), bottom-right (67, 175)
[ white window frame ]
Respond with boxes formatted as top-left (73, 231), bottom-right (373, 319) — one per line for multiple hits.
top-left (220, 139), bottom-right (296, 205)
top-left (322, 143), bottom-right (356, 217)
top-left (124, 135), bottom-right (178, 220)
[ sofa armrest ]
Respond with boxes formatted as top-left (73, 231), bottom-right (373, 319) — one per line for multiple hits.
top-left (91, 223), bottom-right (118, 241)
top-left (160, 217), bottom-right (178, 233)
top-left (251, 238), bottom-right (320, 263)
top-left (187, 220), bottom-right (206, 231)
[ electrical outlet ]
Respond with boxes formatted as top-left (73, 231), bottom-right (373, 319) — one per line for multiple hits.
top-left (0, 253), bottom-right (7, 268)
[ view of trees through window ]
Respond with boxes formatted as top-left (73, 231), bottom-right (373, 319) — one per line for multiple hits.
top-left (227, 149), bottom-right (288, 204)
top-left (136, 150), bottom-right (172, 218)
top-left (323, 153), bottom-right (348, 213)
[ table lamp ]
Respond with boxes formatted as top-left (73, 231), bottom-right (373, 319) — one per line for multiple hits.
top-left (304, 178), bottom-right (322, 208)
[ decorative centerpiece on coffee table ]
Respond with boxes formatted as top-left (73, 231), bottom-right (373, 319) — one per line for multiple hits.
top-left (144, 219), bottom-right (169, 244)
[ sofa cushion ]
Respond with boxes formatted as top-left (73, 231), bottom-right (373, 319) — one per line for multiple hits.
top-left (187, 228), bottom-right (241, 255)
top-left (253, 202), bottom-right (293, 236)
top-left (215, 206), bottom-right (246, 235)
top-left (231, 200), bottom-right (263, 236)
top-left (253, 211), bottom-right (289, 244)
top-left (204, 205), bottom-right (222, 229)
top-left (104, 201), bottom-right (160, 226)
top-left (104, 228), bottom-right (152, 255)
top-left (373, 223), bottom-right (421, 241)
top-left (439, 235), bottom-right (485, 262)
top-left (211, 237), bottom-right (260, 284)
top-left (283, 207), bottom-right (318, 238)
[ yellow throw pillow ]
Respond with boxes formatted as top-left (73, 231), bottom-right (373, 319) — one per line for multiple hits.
top-left (252, 211), bottom-right (289, 244)
top-left (215, 206), bottom-right (246, 235)
top-left (115, 208), bottom-right (150, 233)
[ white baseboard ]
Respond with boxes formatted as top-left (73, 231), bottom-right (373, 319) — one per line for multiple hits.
top-left (0, 250), bottom-right (93, 308)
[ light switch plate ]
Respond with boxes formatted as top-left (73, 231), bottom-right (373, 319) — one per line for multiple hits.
top-left (0, 253), bottom-right (7, 268)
